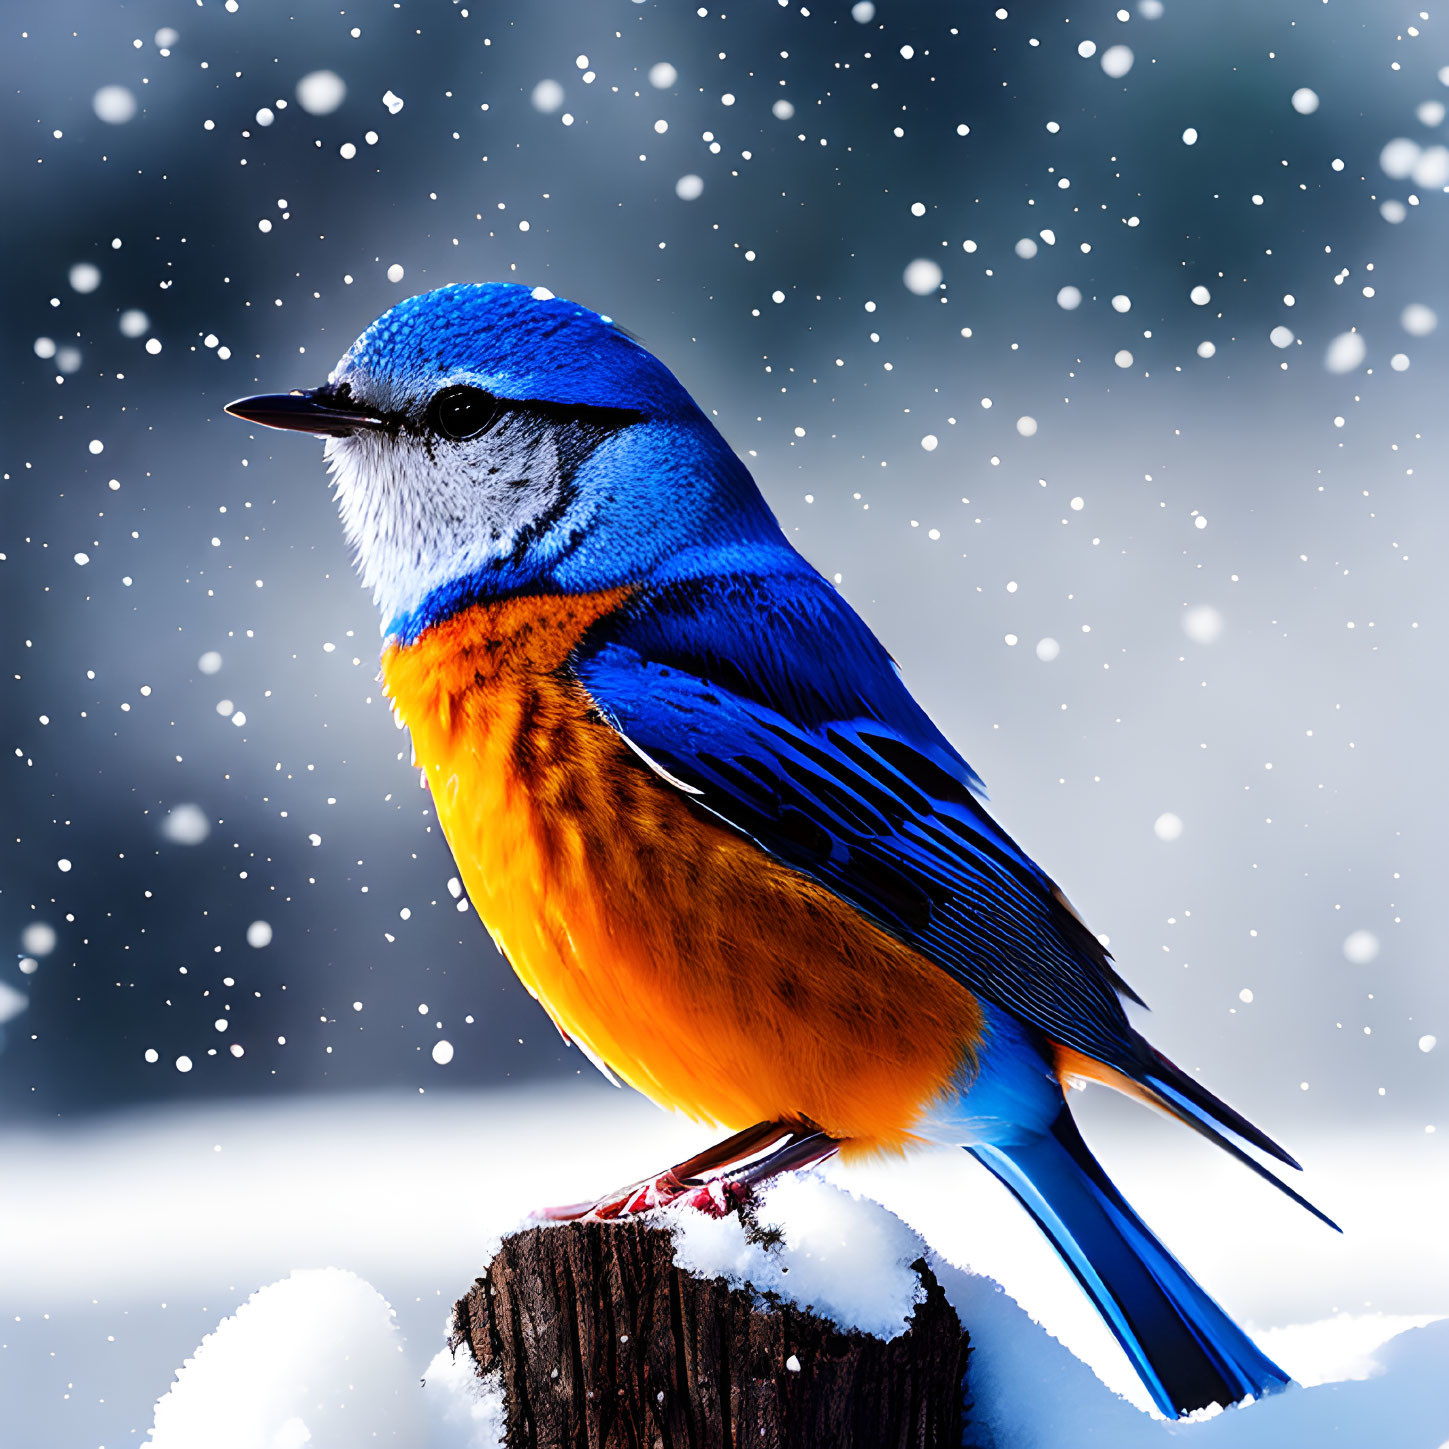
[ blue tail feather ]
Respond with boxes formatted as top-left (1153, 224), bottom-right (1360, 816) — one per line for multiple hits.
top-left (1143, 1071), bottom-right (1341, 1232)
top-left (969, 1108), bottom-right (1291, 1418)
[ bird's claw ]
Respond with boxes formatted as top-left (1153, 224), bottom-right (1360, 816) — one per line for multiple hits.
top-left (533, 1168), bottom-right (754, 1223)
top-left (675, 1174), bottom-right (753, 1218)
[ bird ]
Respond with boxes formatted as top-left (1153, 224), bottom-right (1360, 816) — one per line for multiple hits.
top-left (227, 281), bottom-right (1334, 1419)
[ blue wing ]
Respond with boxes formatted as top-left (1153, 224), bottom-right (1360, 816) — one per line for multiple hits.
top-left (572, 559), bottom-right (1335, 1222)
top-left (573, 558), bottom-right (1150, 1076)
top-left (571, 559), bottom-right (1346, 1221)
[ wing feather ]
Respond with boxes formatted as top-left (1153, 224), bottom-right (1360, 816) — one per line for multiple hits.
top-left (574, 571), bottom-right (1145, 1077)
top-left (570, 565), bottom-right (1325, 1222)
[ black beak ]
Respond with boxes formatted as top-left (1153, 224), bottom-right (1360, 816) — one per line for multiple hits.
top-left (224, 388), bottom-right (384, 438)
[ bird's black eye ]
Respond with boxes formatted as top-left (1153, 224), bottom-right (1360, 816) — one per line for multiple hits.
top-left (429, 385), bottom-right (499, 441)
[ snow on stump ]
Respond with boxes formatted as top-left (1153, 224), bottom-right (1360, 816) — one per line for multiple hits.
top-left (449, 1216), bottom-right (970, 1449)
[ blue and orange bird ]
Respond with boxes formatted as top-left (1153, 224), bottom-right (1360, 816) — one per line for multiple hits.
top-left (228, 283), bottom-right (1335, 1418)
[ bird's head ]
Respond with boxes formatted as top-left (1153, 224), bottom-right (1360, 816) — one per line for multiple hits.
top-left (227, 282), bottom-right (775, 640)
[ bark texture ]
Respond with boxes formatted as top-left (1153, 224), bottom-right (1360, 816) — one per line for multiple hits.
top-left (449, 1218), bottom-right (970, 1449)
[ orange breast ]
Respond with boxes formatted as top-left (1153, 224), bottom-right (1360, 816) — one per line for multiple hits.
top-left (381, 593), bottom-right (983, 1154)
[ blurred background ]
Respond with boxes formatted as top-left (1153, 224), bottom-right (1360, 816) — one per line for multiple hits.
top-left (2, 0), bottom-right (1446, 1442)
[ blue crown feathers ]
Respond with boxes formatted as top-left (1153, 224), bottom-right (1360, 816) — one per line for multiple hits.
top-left (332, 282), bottom-right (699, 419)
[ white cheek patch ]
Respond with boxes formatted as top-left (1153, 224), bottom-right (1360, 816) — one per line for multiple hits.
top-left (325, 421), bottom-right (572, 629)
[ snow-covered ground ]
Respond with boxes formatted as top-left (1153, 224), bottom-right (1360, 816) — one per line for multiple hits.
top-left (2, 1080), bottom-right (1444, 1446)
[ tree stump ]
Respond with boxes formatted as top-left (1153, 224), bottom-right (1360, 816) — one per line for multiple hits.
top-left (449, 1218), bottom-right (970, 1449)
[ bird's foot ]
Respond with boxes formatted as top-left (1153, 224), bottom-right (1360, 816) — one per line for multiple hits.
top-left (533, 1169), bottom-right (751, 1223)
top-left (532, 1125), bottom-right (840, 1224)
